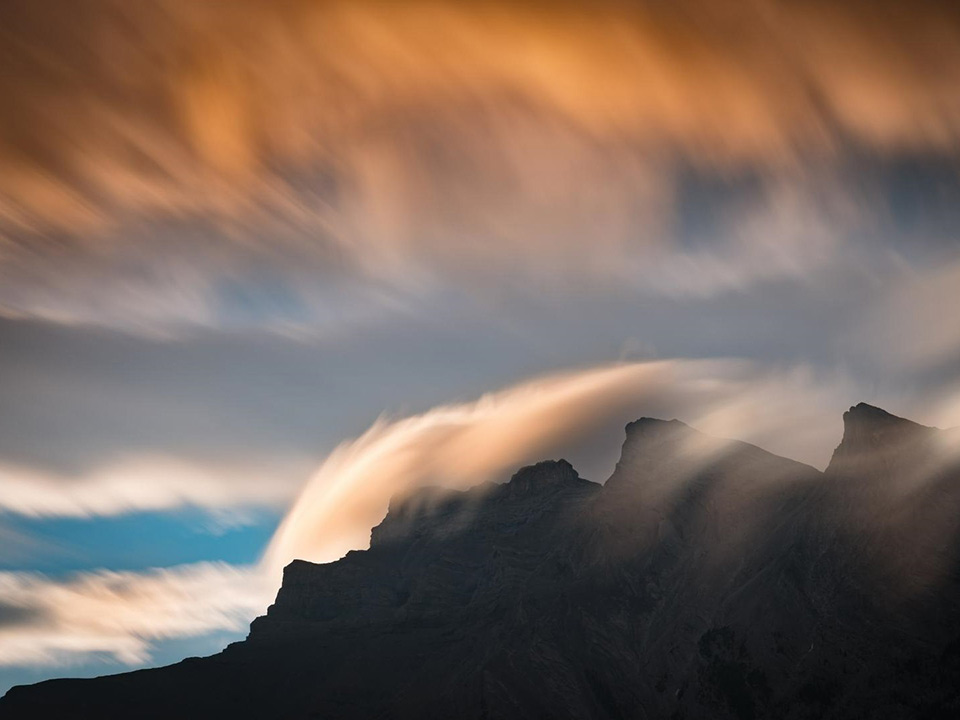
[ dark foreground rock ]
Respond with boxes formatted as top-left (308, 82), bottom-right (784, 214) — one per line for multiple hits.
top-left (3, 404), bottom-right (960, 719)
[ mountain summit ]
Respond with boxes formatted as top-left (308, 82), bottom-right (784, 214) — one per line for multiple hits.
top-left (827, 403), bottom-right (935, 476)
top-left (3, 405), bottom-right (959, 719)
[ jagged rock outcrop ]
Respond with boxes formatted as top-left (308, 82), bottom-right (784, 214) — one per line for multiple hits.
top-left (3, 407), bottom-right (959, 719)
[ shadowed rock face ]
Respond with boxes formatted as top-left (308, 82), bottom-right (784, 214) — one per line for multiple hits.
top-left (828, 403), bottom-right (940, 482)
top-left (3, 408), bottom-right (960, 719)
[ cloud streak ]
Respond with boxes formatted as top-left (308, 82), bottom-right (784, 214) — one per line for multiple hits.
top-left (0, 455), bottom-right (308, 519)
top-left (858, 258), bottom-right (960, 372)
top-left (2, 1), bottom-right (960, 329)
top-left (0, 563), bottom-right (270, 667)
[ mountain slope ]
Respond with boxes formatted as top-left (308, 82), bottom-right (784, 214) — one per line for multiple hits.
top-left (3, 407), bottom-right (959, 719)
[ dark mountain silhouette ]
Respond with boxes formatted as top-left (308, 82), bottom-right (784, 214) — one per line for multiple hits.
top-left (3, 403), bottom-right (960, 718)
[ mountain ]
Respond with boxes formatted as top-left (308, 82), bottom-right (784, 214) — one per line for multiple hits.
top-left (3, 404), bottom-right (960, 718)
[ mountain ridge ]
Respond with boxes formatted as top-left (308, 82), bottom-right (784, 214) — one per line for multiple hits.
top-left (3, 403), bottom-right (959, 719)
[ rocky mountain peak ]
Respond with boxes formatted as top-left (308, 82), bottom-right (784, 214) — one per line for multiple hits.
top-left (617, 417), bottom-right (695, 461)
top-left (827, 403), bottom-right (931, 477)
top-left (843, 402), bottom-right (916, 434)
top-left (624, 416), bottom-right (690, 437)
top-left (506, 458), bottom-right (580, 493)
top-left (605, 417), bottom-right (702, 493)
top-left (369, 460), bottom-right (590, 549)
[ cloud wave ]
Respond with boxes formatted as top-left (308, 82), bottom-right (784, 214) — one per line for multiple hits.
top-left (264, 359), bottom-right (856, 573)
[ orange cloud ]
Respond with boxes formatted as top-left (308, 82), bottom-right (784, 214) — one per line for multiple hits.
top-left (2, 1), bottom-right (959, 328)
top-left (263, 358), bottom-right (855, 574)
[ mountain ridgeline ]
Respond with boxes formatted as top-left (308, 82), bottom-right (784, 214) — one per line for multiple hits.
top-left (3, 403), bottom-right (960, 718)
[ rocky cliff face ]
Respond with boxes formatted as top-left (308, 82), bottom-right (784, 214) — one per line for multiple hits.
top-left (3, 407), bottom-right (959, 719)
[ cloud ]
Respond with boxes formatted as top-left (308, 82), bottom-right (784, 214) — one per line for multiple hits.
top-left (0, 455), bottom-right (306, 518)
top-left (856, 258), bottom-right (960, 372)
top-left (263, 358), bottom-right (857, 573)
top-left (0, 563), bottom-right (271, 666)
top-left (2, 0), bottom-right (960, 330)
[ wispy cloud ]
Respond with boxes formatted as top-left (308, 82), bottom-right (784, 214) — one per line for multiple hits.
top-left (2, 1), bottom-right (959, 330)
top-left (0, 455), bottom-right (307, 518)
top-left (0, 563), bottom-right (270, 667)
top-left (856, 258), bottom-right (960, 372)
top-left (264, 359), bottom-right (857, 573)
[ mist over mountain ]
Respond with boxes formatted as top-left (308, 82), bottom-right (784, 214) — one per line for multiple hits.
top-left (2, 403), bottom-right (959, 719)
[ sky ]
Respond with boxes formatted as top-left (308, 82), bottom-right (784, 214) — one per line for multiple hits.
top-left (2, 0), bottom-right (960, 696)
